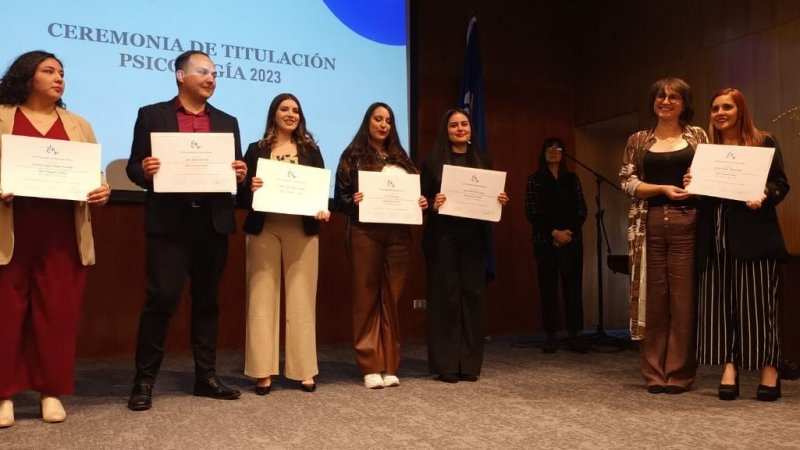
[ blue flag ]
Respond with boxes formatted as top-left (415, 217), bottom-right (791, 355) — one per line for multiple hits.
top-left (458, 16), bottom-right (487, 152)
top-left (458, 16), bottom-right (495, 284)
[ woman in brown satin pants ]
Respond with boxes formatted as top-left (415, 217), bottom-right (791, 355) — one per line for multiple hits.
top-left (620, 78), bottom-right (708, 394)
top-left (333, 102), bottom-right (428, 389)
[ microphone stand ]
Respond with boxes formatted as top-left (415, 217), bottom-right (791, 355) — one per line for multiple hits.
top-left (560, 151), bottom-right (628, 352)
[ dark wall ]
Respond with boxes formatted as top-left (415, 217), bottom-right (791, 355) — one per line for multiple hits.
top-left (76, 1), bottom-right (580, 357)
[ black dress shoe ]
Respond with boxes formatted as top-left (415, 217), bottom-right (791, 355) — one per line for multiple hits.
top-left (436, 374), bottom-right (459, 383)
top-left (254, 384), bottom-right (271, 396)
top-left (459, 374), bottom-right (478, 382)
top-left (718, 373), bottom-right (739, 401)
top-left (756, 378), bottom-right (781, 402)
top-left (646, 385), bottom-right (665, 394)
top-left (127, 383), bottom-right (153, 411)
top-left (542, 341), bottom-right (557, 354)
top-left (664, 385), bottom-right (688, 395)
top-left (194, 376), bottom-right (241, 400)
top-left (300, 382), bottom-right (317, 393)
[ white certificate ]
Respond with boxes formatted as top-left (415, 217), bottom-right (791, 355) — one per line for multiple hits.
top-left (151, 132), bottom-right (236, 193)
top-left (1, 134), bottom-right (101, 202)
top-left (252, 158), bottom-right (331, 216)
top-left (439, 164), bottom-right (506, 222)
top-left (358, 170), bottom-right (422, 225)
top-left (686, 143), bottom-right (775, 202)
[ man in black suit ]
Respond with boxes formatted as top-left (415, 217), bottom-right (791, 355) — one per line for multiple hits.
top-left (125, 50), bottom-right (247, 411)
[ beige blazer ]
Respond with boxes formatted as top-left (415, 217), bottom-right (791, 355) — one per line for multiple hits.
top-left (0, 105), bottom-right (99, 266)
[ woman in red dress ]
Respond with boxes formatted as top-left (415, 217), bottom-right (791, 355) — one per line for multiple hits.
top-left (0, 50), bottom-right (110, 427)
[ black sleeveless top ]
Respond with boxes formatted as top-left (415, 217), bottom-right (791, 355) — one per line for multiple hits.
top-left (643, 145), bottom-right (694, 207)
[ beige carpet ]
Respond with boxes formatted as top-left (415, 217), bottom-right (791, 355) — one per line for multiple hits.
top-left (2, 337), bottom-right (798, 449)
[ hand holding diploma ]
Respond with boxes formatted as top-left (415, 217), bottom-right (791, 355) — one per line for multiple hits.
top-left (433, 191), bottom-right (508, 211)
top-left (251, 175), bottom-right (330, 222)
top-left (685, 143), bottom-right (774, 202)
top-left (356, 171), bottom-right (426, 225)
top-left (144, 156), bottom-right (246, 184)
top-left (1, 135), bottom-right (103, 202)
top-left (87, 183), bottom-right (111, 206)
top-left (685, 166), bottom-right (766, 209)
top-left (437, 165), bottom-right (507, 222)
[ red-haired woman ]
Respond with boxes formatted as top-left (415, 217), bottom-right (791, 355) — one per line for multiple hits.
top-left (693, 88), bottom-right (789, 402)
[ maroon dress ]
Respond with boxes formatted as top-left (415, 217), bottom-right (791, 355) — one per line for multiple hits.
top-left (0, 109), bottom-right (88, 397)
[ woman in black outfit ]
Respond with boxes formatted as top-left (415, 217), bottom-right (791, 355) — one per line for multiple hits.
top-left (525, 138), bottom-right (587, 353)
top-left (421, 108), bottom-right (508, 383)
top-left (693, 88), bottom-right (790, 402)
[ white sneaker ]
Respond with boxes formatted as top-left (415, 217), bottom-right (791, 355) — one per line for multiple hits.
top-left (382, 374), bottom-right (400, 387)
top-left (0, 399), bottom-right (13, 428)
top-left (41, 396), bottom-right (66, 423)
top-left (364, 373), bottom-right (384, 389)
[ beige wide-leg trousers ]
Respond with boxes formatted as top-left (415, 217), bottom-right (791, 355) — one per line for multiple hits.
top-left (244, 214), bottom-right (319, 381)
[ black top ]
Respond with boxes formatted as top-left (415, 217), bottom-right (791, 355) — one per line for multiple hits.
top-left (695, 136), bottom-right (790, 263)
top-left (236, 140), bottom-right (325, 236)
top-left (643, 145), bottom-right (694, 207)
top-left (525, 169), bottom-right (587, 244)
top-left (420, 151), bottom-right (492, 251)
top-left (333, 146), bottom-right (417, 220)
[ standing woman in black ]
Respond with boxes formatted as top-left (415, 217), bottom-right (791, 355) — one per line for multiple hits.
top-left (421, 108), bottom-right (508, 383)
top-left (693, 88), bottom-right (790, 401)
top-left (525, 138), bottom-right (587, 353)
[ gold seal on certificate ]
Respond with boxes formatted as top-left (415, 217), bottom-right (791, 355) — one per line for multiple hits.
top-left (438, 164), bottom-right (506, 222)
top-left (252, 158), bottom-right (331, 216)
top-left (358, 170), bottom-right (422, 225)
top-left (150, 132), bottom-right (236, 193)
top-left (687, 143), bottom-right (775, 202)
top-left (1, 134), bottom-right (101, 201)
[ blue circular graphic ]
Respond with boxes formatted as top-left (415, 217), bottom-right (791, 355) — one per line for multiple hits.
top-left (323, 0), bottom-right (406, 46)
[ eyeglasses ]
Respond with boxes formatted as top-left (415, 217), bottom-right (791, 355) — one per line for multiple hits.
top-left (182, 67), bottom-right (218, 79)
top-left (545, 146), bottom-right (563, 153)
top-left (656, 93), bottom-right (682, 103)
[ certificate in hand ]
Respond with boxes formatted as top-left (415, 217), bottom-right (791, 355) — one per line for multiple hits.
top-left (1, 134), bottom-right (101, 202)
top-left (151, 132), bottom-right (236, 193)
top-left (439, 164), bottom-right (506, 222)
top-left (686, 143), bottom-right (774, 202)
top-left (252, 158), bottom-right (331, 216)
top-left (358, 170), bottom-right (422, 225)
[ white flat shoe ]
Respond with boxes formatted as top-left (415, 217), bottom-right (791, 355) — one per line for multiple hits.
top-left (364, 373), bottom-right (384, 389)
top-left (382, 374), bottom-right (400, 387)
top-left (0, 399), bottom-right (13, 428)
top-left (41, 396), bottom-right (66, 423)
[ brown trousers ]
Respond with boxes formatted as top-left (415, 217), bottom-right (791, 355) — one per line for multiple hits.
top-left (641, 206), bottom-right (698, 388)
top-left (349, 222), bottom-right (411, 375)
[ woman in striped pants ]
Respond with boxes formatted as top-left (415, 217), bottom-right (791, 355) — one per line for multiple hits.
top-left (693, 88), bottom-right (790, 402)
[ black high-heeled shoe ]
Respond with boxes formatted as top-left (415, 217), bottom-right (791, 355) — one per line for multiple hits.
top-left (718, 373), bottom-right (739, 401)
top-left (254, 384), bottom-right (271, 396)
top-left (756, 378), bottom-right (781, 402)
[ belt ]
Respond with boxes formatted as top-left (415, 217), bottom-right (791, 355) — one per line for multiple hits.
top-left (188, 199), bottom-right (208, 208)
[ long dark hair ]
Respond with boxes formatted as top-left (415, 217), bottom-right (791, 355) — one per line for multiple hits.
top-left (427, 108), bottom-right (488, 182)
top-left (342, 102), bottom-right (415, 172)
top-left (257, 93), bottom-right (316, 156)
top-left (0, 50), bottom-right (65, 108)
top-left (647, 77), bottom-right (694, 125)
top-left (708, 88), bottom-right (767, 147)
top-left (537, 137), bottom-right (567, 175)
